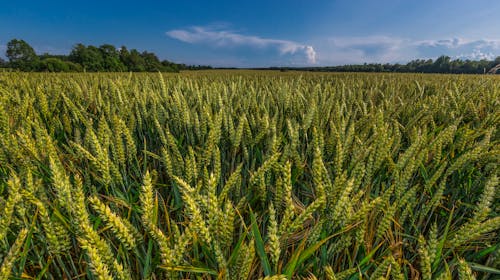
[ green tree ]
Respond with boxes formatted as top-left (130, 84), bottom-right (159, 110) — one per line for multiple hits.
top-left (38, 58), bottom-right (70, 72)
top-left (433, 56), bottom-right (451, 73)
top-left (99, 44), bottom-right (126, 72)
top-left (125, 49), bottom-right (146, 72)
top-left (69, 44), bottom-right (104, 72)
top-left (141, 51), bottom-right (164, 71)
top-left (6, 39), bottom-right (39, 71)
top-left (161, 60), bottom-right (179, 72)
top-left (66, 61), bottom-right (83, 72)
top-left (119, 46), bottom-right (130, 71)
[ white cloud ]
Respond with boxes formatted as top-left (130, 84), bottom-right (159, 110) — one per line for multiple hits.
top-left (415, 38), bottom-right (467, 48)
top-left (166, 26), bottom-right (499, 66)
top-left (415, 38), bottom-right (500, 50)
top-left (304, 46), bottom-right (316, 65)
top-left (167, 26), bottom-right (317, 64)
top-left (316, 36), bottom-right (500, 65)
top-left (458, 49), bottom-right (495, 60)
top-left (414, 38), bottom-right (500, 61)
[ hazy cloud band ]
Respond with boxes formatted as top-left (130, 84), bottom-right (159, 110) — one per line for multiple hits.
top-left (318, 36), bottom-right (500, 65)
top-left (166, 25), bottom-right (498, 66)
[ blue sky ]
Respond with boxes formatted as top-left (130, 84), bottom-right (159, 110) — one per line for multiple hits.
top-left (1, 0), bottom-right (499, 67)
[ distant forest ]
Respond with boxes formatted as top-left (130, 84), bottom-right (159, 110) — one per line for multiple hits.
top-left (1, 38), bottom-right (499, 73)
top-left (0, 39), bottom-right (212, 72)
top-left (263, 55), bottom-right (500, 74)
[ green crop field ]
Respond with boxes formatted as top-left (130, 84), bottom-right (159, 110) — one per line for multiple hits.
top-left (0, 71), bottom-right (498, 279)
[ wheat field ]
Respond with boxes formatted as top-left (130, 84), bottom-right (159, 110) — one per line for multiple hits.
top-left (0, 71), bottom-right (499, 279)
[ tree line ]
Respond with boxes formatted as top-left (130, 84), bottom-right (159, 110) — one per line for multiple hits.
top-left (1, 38), bottom-right (499, 73)
top-left (265, 55), bottom-right (500, 74)
top-left (0, 39), bottom-right (212, 72)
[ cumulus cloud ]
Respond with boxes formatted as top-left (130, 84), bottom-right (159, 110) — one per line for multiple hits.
top-left (167, 26), bottom-right (316, 64)
top-left (316, 36), bottom-right (500, 65)
top-left (166, 26), bottom-right (499, 66)
top-left (414, 38), bottom-right (500, 61)
top-left (458, 49), bottom-right (496, 60)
